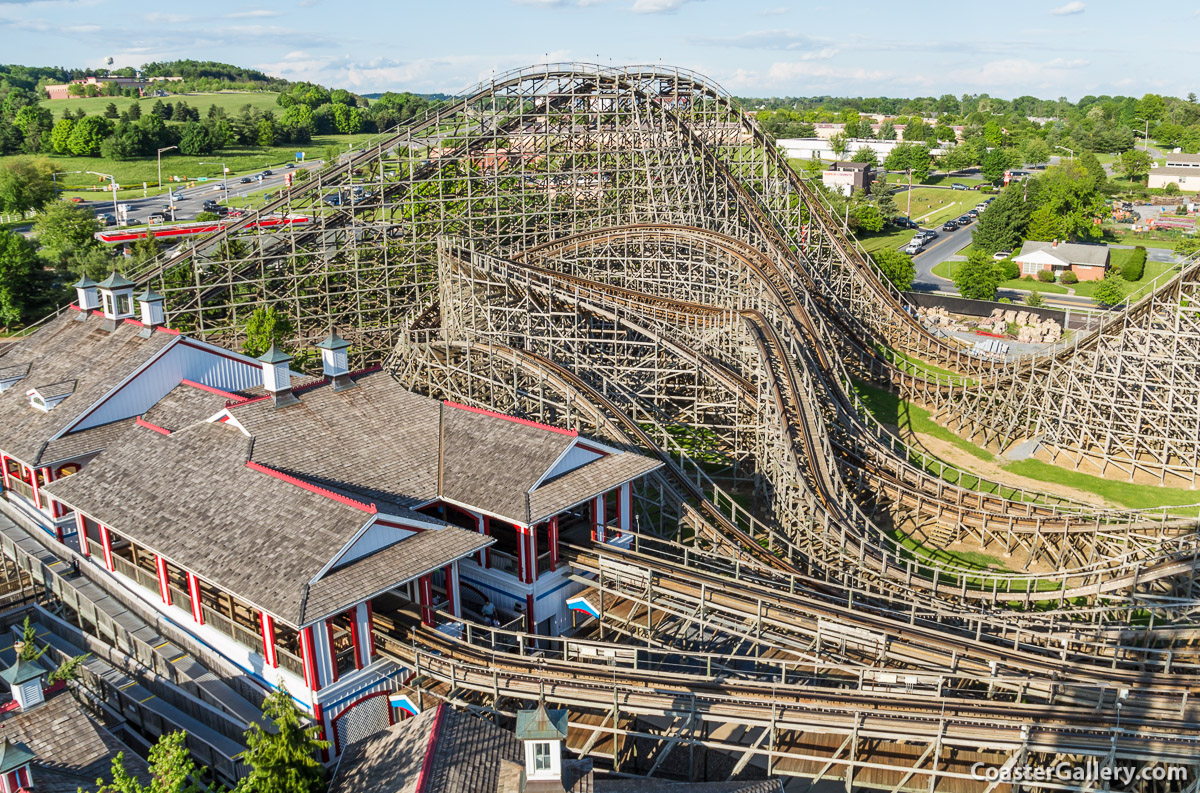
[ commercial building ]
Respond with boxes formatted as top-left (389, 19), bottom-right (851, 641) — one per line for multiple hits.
top-left (1148, 153), bottom-right (1200, 191)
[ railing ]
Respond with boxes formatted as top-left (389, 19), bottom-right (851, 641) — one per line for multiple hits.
top-left (200, 604), bottom-right (263, 653)
top-left (276, 646), bottom-right (305, 679)
top-left (488, 550), bottom-right (519, 577)
top-left (536, 552), bottom-right (554, 575)
top-left (333, 644), bottom-right (357, 677)
top-left (110, 553), bottom-right (160, 594)
top-left (86, 538), bottom-right (104, 560)
top-left (167, 583), bottom-right (191, 616)
top-left (5, 479), bottom-right (36, 506)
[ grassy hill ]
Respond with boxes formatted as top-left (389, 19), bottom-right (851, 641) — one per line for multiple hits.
top-left (39, 91), bottom-right (283, 121)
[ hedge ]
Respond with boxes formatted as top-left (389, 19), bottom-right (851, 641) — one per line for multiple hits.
top-left (1122, 246), bottom-right (1147, 282)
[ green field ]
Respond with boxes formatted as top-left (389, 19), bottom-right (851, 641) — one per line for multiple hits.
top-left (893, 188), bottom-right (984, 226)
top-left (2, 134), bottom-right (378, 201)
top-left (853, 226), bottom-right (914, 255)
top-left (40, 91), bottom-right (283, 120)
top-left (1071, 255), bottom-right (1179, 300)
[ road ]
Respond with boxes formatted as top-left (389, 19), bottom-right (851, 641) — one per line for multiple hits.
top-left (78, 159), bottom-right (325, 227)
top-left (908, 221), bottom-right (976, 293)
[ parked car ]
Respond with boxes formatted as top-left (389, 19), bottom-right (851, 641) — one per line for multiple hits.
top-left (974, 203), bottom-right (988, 212)
top-left (95, 213), bottom-right (116, 227)
top-left (917, 228), bottom-right (938, 240)
top-left (942, 220), bottom-right (959, 231)
top-left (285, 163), bottom-right (295, 169)
top-left (240, 177), bottom-right (253, 184)
top-left (904, 241), bottom-right (925, 255)
top-left (262, 169), bottom-right (273, 177)
top-left (202, 199), bottom-right (220, 211)
top-left (993, 250), bottom-right (1013, 260)
top-left (148, 213), bottom-right (166, 224)
top-left (69, 197), bottom-right (85, 203)
top-left (967, 209), bottom-right (980, 219)
top-left (957, 215), bottom-right (972, 225)
top-left (951, 182), bottom-right (968, 190)
top-left (891, 216), bottom-right (918, 229)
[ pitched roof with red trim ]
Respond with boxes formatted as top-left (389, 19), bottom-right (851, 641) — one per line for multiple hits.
top-left (44, 421), bottom-right (481, 626)
top-left (0, 311), bottom-right (174, 465)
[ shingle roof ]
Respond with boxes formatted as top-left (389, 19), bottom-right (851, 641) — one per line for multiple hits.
top-left (39, 419), bottom-right (135, 466)
top-left (0, 690), bottom-right (150, 793)
top-left (440, 404), bottom-right (576, 524)
top-left (1150, 165), bottom-right (1200, 178)
top-left (0, 311), bottom-right (174, 465)
top-left (141, 382), bottom-right (230, 432)
top-left (304, 529), bottom-right (490, 624)
top-left (528, 453), bottom-right (661, 524)
top-left (233, 374), bottom-right (661, 526)
top-left (1016, 240), bottom-right (1110, 267)
top-left (330, 703), bottom-right (525, 793)
top-left (44, 421), bottom-right (374, 626)
top-left (1164, 153), bottom-right (1200, 165)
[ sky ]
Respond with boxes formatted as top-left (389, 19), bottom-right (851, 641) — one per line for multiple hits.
top-left (0, 0), bottom-right (1194, 101)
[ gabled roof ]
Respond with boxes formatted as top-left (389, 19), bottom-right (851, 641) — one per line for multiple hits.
top-left (0, 738), bottom-right (35, 774)
top-left (0, 311), bottom-right (174, 465)
top-left (140, 381), bottom-right (231, 432)
top-left (0, 657), bottom-right (44, 687)
top-left (231, 374), bottom-right (661, 526)
top-left (1016, 240), bottom-right (1109, 267)
top-left (45, 421), bottom-right (482, 626)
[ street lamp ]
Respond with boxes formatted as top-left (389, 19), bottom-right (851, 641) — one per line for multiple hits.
top-left (1134, 118), bottom-right (1150, 152)
top-left (199, 161), bottom-right (229, 204)
top-left (52, 170), bottom-right (82, 201)
top-left (85, 170), bottom-right (120, 221)
top-left (1055, 145), bottom-right (1075, 161)
top-left (157, 146), bottom-right (178, 194)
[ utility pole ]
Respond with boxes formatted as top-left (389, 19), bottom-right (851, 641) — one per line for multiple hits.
top-left (157, 145), bottom-right (178, 194)
top-left (1135, 118), bottom-right (1149, 153)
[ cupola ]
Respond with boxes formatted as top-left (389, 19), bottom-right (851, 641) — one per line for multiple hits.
top-left (515, 698), bottom-right (568, 788)
top-left (257, 345), bottom-right (298, 408)
top-left (0, 739), bottom-right (35, 793)
top-left (96, 271), bottom-right (136, 331)
top-left (0, 657), bottom-right (45, 711)
top-left (136, 288), bottom-right (166, 330)
top-left (73, 275), bottom-right (100, 314)
top-left (316, 329), bottom-right (354, 391)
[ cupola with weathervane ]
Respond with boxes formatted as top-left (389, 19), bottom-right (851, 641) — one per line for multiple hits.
top-left (97, 271), bottom-right (136, 331)
top-left (316, 329), bottom-right (354, 391)
top-left (515, 697), bottom-right (568, 789)
top-left (73, 275), bottom-right (100, 315)
top-left (136, 288), bottom-right (166, 330)
top-left (257, 344), bottom-right (298, 408)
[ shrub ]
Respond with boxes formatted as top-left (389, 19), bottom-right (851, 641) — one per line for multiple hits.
top-left (1025, 289), bottom-right (1045, 307)
top-left (998, 298), bottom-right (1012, 304)
top-left (1021, 275), bottom-right (1034, 282)
top-left (1000, 259), bottom-right (1020, 280)
top-left (1121, 246), bottom-right (1146, 281)
top-left (1164, 182), bottom-right (1181, 196)
top-left (1036, 269), bottom-right (1056, 283)
top-left (1060, 271), bottom-right (1078, 284)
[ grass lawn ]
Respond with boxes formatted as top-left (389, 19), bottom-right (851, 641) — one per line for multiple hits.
top-left (853, 226), bottom-right (914, 255)
top-left (6, 134), bottom-right (376, 201)
top-left (1071, 257), bottom-right (1179, 300)
top-left (1003, 460), bottom-right (1200, 512)
top-left (893, 188), bottom-right (984, 226)
top-left (1105, 230), bottom-right (1189, 250)
top-left (932, 260), bottom-right (1069, 294)
top-left (853, 381), bottom-right (994, 462)
top-left (40, 91), bottom-right (282, 120)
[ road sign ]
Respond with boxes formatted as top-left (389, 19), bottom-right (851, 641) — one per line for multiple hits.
top-left (284, 173), bottom-right (293, 187)
top-left (296, 152), bottom-right (305, 161)
top-left (198, 177), bottom-right (208, 182)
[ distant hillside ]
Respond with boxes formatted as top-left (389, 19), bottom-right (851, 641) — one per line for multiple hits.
top-left (363, 92), bottom-right (452, 102)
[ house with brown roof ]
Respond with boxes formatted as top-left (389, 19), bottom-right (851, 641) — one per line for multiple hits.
top-left (1013, 240), bottom-right (1110, 281)
top-left (17, 314), bottom-right (660, 761)
top-left (0, 277), bottom-right (272, 542)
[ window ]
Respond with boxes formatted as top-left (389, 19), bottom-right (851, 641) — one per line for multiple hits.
top-left (330, 611), bottom-right (359, 677)
top-left (115, 293), bottom-right (132, 315)
top-left (533, 741), bottom-right (552, 772)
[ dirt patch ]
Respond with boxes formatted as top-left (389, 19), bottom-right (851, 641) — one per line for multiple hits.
top-left (908, 432), bottom-right (1113, 508)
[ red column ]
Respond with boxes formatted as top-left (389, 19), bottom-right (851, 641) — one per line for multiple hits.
top-left (515, 524), bottom-right (526, 583)
top-left (326, 621), bottom-right (340, 683)
top-left (526, 594), bottom-right (536, 635)
top-left (0, 454), bottom-right (10, 491)
top-left (549, 516), bottom-right (559, 572)
top-left (26, 465), bottom-right (40, 510)
top-left (442, 565), bottom-right (457, 618)
top-left (528, 524), bottom-right (538, 584)
top-left (260, 612), bottom-right (277, 668)
top-left (76, 512), bottom-right (88, 557)
top-left (418, 575), bottom-right (435, 626)
top-left (347, 612), bottom-right (363, 671)
top-left (97, 525), bottom-right (114, 571)
top-left (301, 626), bottom-right (321, 691)
top-left (155, 555), bottom-right (171, 605)
top-left (186, 573), bottom-right (204, 624)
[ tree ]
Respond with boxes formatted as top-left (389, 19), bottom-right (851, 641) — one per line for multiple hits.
top-left (66, 115), bottom-right (111, 156)
top-left (953, 251), bottom-right (1004, 301)
top-left (127, 101), bottom-right (142, 120)
top-left (0, 231), bottom-right (49, 326)
top-left (257, 118), bottom-right (277, 147)
top-left (970, 184), bottom-right (1033, 255)
top-left (236, 686), bottom-right (328, 793)
top-left (178, 122), bottom-right (215, 156)
top-left (1025, 205), bottom-right (1065, 242)
top-left (1025, 288), bottom-right (1045, 307)
top-left (331, 103), bottom-right (362, 135)
top-left (0, 158), bottom-right (55, 214)
top-left (1121, 246), bottom-right (1146, 281)
top-left (1116, 148), bottom-right (1153, 181)
top-left (243, 305), bottom-right (295, 357)
top-left (884, 141), bottom-right (931, 184)
top-left (32, 200), bottom-right (101, 276)
top-left (980, 148), bottom-right (1009, 183)
top-left (852, 202), bottom-right (885, 232)
top-left (1092, 271), bottom-right (1126, 307)
top-left (877, 121), bottom-right (897, 140)
top-left (16, 617), bottom-right (45, 662)
top-left (851, 147), bottom-right (877, 168)
top-left (49, 118), bottom-right (74, 154)
top-left (871, 248), bottom-right (915, 291)
top-left (104, 102), bottom-right (119, 119)
top-left (828, 132), bottom-right (850, 161)
top-left (95, 731), bottom-right (205, 793)
top-left (12, 105), bottom-right (54, 153)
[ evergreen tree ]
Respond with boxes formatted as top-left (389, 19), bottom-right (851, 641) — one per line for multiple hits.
top-left (235, 686), bottom-right (328, 793)
top-left (1092, 271), bottom-right (1126, 307)
top-left (953, 251), bottom-right (1004, 301)
top-left (243, 305), bottom-right (295, 357)
top-left (95, 731), bottom-right (205, 793)
top-left (0, 231), bottom-right (51, 327)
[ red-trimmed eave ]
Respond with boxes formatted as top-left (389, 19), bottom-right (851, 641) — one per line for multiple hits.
top-left (135, 416), bottom-right (171, 435)
top-left (179, 379), bottom-right (241, 400)
top-left (443, 400), bottom-right (578, 437)
top-left (414, 702), bottom-right (446, 793)
top-left (244, 460), bottom-right (378, 513)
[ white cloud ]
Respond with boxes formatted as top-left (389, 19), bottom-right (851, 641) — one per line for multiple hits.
top-left (1050, 1), bottom-right (1085, 15)
top-left (957, 57), bottom-right (1090, 87)
top-left (225, 9), bottom-right (282, 18)
top-left (631, 0), bottom-right (700, 13)
top-left (766, 61), bottom-right (889, 83)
